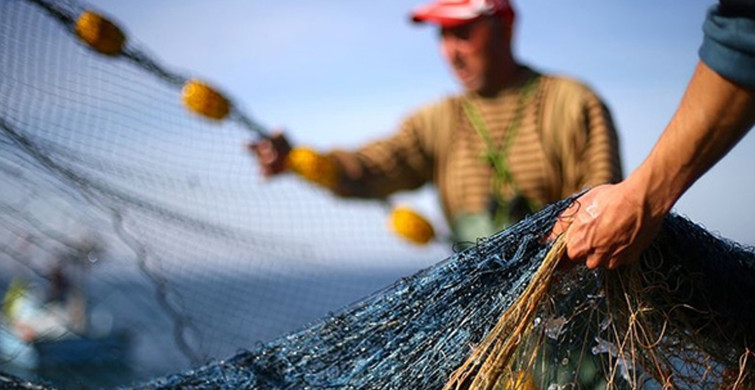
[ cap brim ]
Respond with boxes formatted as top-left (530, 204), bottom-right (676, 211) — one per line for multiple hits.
top-left (411, 15), bottom-right (475, 28)
top-left (410, 4), bottom-right (480, 28)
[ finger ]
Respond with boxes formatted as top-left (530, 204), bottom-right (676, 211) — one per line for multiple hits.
top-left (548, 216), bottom-right (571, 240)
top-left (254, 143), bottom-right (279, 163)
top-left (560, 199), bottom-right (582, 219)
top-left (263, 147), bottom-right (279, 163)
top-left (584, 250), bottom-right (609, 269)
top-left (564, 226), bottom-right (587, 262)
top-left (547, 205), bottom-right (579, 242)
top-left (248, 138), bottom-right (271, 154)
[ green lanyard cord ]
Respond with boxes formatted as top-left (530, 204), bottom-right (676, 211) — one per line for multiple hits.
top-left (462, 75), bottom-right (540, 226)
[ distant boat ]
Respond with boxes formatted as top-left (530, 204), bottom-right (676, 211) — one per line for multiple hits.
top-left (1, 278), bottom-right (130, 371)
top-left (1, 325), bottom-right (130, 370)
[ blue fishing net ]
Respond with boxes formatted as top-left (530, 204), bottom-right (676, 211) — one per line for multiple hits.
top-left (4, 202), bottom-right (752, 389)
top-left (129, 209), bottom-right (755, 390)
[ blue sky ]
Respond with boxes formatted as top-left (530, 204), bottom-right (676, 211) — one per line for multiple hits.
top-left (86, 0), bottom-right (755, 245)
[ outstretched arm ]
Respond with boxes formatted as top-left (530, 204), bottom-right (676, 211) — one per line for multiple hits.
top-left (556, 61), bottom-right (755, 269)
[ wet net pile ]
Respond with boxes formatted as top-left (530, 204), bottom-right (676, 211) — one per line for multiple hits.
top-left (1, 0), bottom-right (754, 389)
top-left (133, 207), bottom-right (755, 390)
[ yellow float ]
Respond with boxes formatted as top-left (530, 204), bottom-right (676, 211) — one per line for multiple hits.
top-left (285, 147), bottom-right (339, 189)
top-left (74, 10), bottom-right (126, 56)
top-left (181, 79), bottom-right (231, 120)
top-left (389, 207), bottom-right (435, 245)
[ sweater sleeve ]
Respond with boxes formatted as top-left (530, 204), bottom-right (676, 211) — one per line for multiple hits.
top-left (699, 2), bottom-right (755, 87)
top-left (325, 105), bottom-right (439, 199)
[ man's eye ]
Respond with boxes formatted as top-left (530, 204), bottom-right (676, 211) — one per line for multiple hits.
top-left (440, 26), bottom-right (471, 40)
top-left (454, 26), bottom-right (471, 40)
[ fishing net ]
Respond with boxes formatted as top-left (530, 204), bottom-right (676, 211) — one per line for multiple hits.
top-left (1, 0), bottom-right (754, 389)
top-left (123, 208), bottom-right (755, 390)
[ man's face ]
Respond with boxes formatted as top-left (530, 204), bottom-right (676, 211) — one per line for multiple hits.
top-left (439, 17), bottom-right (508, 94)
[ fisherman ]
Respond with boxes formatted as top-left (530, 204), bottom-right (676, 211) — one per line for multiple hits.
top-left (250, 0), bottom-right (623, 247)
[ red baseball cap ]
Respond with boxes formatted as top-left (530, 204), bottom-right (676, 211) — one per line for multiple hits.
top-left (411, 0), bottom-right (514, 28)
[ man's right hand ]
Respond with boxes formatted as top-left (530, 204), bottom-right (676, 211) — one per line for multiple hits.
top-left (551, 181), bottom-right (665, 270)
top-left (247, 131), bottom-right (292, 177)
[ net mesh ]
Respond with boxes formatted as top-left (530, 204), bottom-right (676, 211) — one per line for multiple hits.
top-left (1, 0), bottom-right (754, 389)
top-left (121, 209), bottom-right (755, 390)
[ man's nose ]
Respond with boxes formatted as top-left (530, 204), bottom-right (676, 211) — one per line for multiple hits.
top-left (441, 37), bottom-right (461, 60)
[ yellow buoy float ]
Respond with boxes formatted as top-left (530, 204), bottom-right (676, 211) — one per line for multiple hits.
top-left (182, 79), bottom-right (231, 120)
top-left (503, 371), bottom-right (536, 390)
top-left (285, 147), bottom-right (340, 189)
top-left (389, 207), bottom-right (435, 245)
top-left (74, 10), bottom-right (126, 56)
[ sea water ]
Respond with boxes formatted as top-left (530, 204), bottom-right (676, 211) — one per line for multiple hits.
top-left (0, 266), bottom-right (415, 389)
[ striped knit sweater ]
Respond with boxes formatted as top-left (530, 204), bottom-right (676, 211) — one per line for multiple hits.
top-left (328, 67), bottom-right (623, 237)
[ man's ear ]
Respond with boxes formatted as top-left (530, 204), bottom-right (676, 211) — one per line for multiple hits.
top-left (503, 15), bottom-right (514, 44)
top-left (491, 15), bottom-right (514, 45)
